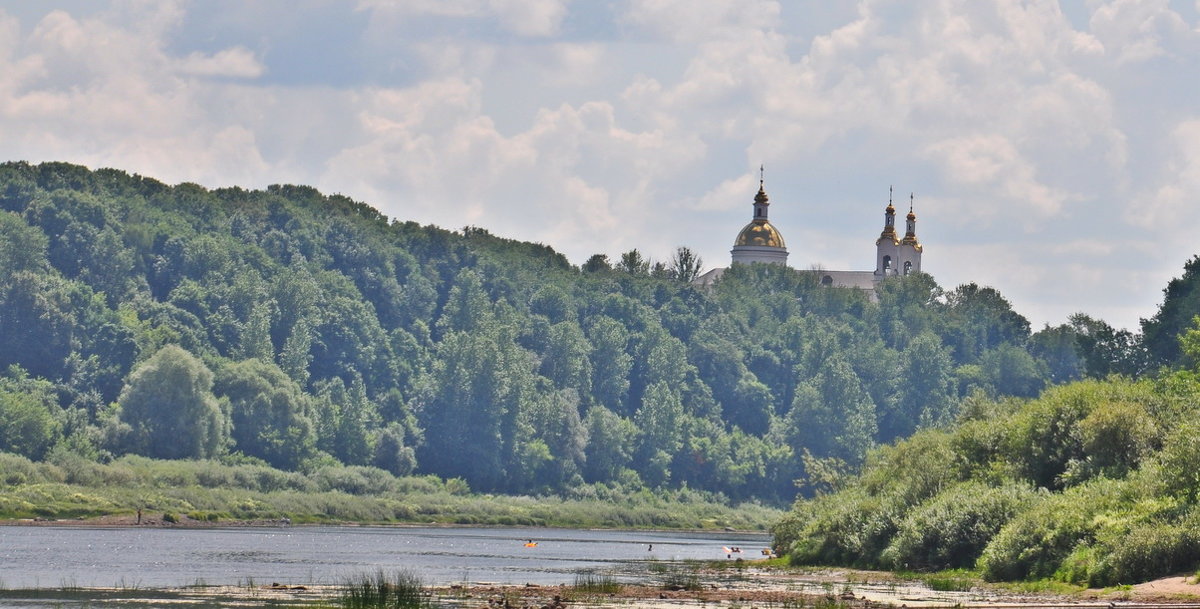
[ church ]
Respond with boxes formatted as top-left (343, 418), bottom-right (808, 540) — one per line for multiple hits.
top-left (693, 178), bottom-right (923, 292)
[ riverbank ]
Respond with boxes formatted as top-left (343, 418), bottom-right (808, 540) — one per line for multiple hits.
top-left (0, 512), bottom-right (770, 535)
top-left (0, 455), bottom-right (782, 531)
top-left (2, 567), bottom-right (1198, 609)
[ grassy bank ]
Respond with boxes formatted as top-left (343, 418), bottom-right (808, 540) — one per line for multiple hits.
top-left (0, 452), bottom-right (780, 530)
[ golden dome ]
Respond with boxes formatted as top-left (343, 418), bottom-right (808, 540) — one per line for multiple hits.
top-left (734, 220), bottom-right (786, 248)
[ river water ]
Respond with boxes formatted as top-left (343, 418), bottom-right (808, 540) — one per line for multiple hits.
top-left (0, 525), bottom-right (770, 589)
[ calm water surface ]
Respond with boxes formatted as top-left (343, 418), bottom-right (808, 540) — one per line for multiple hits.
top-left (0, 525), bottom-right (770, 589)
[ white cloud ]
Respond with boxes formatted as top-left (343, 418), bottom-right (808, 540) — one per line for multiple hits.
top-left (1128, 119), bottom-right (1200, 232)
top-left (176, 47), bottom-right (265, 79)
top-left (356, 0), bottom-right (569, 36)
top-left (622, 0), bottom-right (781, 43)
top-left (2, 1), bottom-right (1200, 330)
top-left (1088, 0), bottom-right (1192, 63)
top-left (697, 173), bottom-right (758, 211)
top-left (924, 134), bottom-right (1073, 219)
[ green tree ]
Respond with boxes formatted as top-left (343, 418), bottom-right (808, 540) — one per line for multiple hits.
top-left (581, 253), bottom-right (611, 273)
top-left (0, 210), bottom-right (49, 273)
top-left (980, 344), bottom-right (1046, 398)
top-left (1070, 313), bottom-right (1148, 377)
top-left (1142, 255), bottom-right (1200, 365)
top-left (942, 283), bottom-right (1031, 363)
top-left (214, 358), bottom-right (316, 470)
top-left (0, 386), bottom-right (62, 460)
top-left (787, 356), bottom-right (878, 465)
top-left (539, 322), bottom-right (593, 395)
top-left (669, 246), bottom-right (703, 283)
top-left (582, 405), bottom-right (635, 482)
top-left (524, 389), bottom-right (588, 488)
top-left (634, 381), bottom-right (685, 486)
top-left (372, 422), bottom-right (417, 477)
top-left (618, 249), bottom-right (650, 275)
top-left (586, 316), bottom-right (632, 415)
top-left (115, 345), bottom-right (229, 459)
top-left (1028, 323), bottom-right (1085, 383)
top-left (415, 325), bottom-right (533, 491)
top-left (883, 332), bottom-right (956, 441)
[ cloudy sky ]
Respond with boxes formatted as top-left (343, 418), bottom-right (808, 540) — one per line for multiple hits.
top-left (3, 1), bottom-right (1199, 330)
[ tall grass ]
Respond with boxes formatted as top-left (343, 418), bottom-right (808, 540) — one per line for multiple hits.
top-left (572, 572), bottom-right (620, 594)
top-left (0, 451), bottom-right (781, 529)
top-left (338, 570), bottom-right (433, 609)
top-left (652, 563), bottom-right (703, 591)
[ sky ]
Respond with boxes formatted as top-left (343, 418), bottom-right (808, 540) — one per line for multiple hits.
top-left (2, 1), bottom-right (1199, 331)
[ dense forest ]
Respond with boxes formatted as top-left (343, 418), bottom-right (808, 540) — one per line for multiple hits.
top-left (0, 161), bottom-right (1167, 511)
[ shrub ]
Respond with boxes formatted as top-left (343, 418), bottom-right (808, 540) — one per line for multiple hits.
top-left (978, 478), bottom-right (1139, 581)
top-left (1155, 421), bottom-right (1200, 504)
top-left (787, 486), bottom-right (904, 567)
top-left (0, 452), bottom-right (49, 486)
top-left (1077, 520), bottom-right (1200, 586)
top-left (881, 481), bottom-right (1038, 570)
top-left (313, 466), bottom-right (399, 495)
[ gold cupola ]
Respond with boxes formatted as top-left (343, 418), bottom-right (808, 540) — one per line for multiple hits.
top-left (731, 170), bottom-right (789, 265)
top-left (734, 184), bottom-right (787, 248)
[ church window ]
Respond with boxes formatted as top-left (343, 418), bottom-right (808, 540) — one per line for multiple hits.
top-left (904, 261), bottom-right (912, 275)
top-left (883, 256), bottom-right (892, 272)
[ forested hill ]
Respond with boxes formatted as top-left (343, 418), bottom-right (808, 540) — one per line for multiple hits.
top-left (0, 161), bottom-right (1142, 504)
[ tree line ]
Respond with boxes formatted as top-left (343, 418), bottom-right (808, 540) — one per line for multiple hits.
top-left (0, 161), bottom-right (1171, 504)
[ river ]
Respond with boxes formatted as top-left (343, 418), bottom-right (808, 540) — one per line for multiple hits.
top-left (0, 524), bottom-right (770, 589)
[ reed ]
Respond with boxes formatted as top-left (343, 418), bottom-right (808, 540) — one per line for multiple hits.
top-left (338, 570), bottom-right (434, 609)
top-left (571, 572), bottom-right (620, 594)
top-left (656, 564), bottom-right (702, 591)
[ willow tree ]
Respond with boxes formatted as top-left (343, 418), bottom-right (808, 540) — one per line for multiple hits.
top-left (116, 345), bottom-right (228, 459)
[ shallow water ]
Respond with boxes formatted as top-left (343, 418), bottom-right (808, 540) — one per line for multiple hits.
top-left (0, 524), bottom-right (770, 589)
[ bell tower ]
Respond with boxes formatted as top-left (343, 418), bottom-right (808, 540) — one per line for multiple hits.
top-left (876, 188), bottom-right (922, 277)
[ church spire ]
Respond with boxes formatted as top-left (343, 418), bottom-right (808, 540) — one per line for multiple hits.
top-left (877, 186), bottom-right (898, 243)
top-left (752, 165), bottom-right (770, 221)
top-left (902, 192), bottom-right (920, 246)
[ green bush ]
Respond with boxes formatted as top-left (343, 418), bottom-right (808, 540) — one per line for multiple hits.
top-left (881, 481), bottom-right (1038, 570)
top-left (977, 478), bottom-right (1139, 581)
top-left (312, 465), bottom-right (399, 495)
top-left (1083, 520), bottom-right (1200, 586)
top-left (787, 486), bottom-right (904, 567)
top-left (1154, 421), bottom-right (1200, 503)
top-left (0, 452), bottom-right (51, 486)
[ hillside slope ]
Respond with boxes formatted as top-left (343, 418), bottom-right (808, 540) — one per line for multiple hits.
top-left (0, 161), bottom-right (1123, 503)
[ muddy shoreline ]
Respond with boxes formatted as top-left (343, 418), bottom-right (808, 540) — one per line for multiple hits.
top-left (2, 569), bottom-right (1198, 609)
